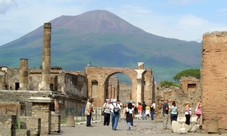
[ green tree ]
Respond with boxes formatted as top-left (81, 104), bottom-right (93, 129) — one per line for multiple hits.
top-left (160, 80), bottom-right (180, 87)
top-left (173, 68), bottom-right (200, 81)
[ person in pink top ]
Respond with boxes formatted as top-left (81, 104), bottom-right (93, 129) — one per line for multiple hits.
top-left (195, 100), bottom-right (202, 124)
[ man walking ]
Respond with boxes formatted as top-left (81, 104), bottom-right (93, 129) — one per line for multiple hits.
top-left (110, 99), bottom-right (121, 130)
top-left (141, 101), bottom-right (146, 120)
top-left (162, 99), bottom-right (169, 130)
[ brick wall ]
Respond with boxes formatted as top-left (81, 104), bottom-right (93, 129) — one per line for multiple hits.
top-left (202, 31), bottom-right (227, 130)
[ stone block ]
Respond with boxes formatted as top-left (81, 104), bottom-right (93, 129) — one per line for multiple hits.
top-left (172, 121), bottom-right (182, 133)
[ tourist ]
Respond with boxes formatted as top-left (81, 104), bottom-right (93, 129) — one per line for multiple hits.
top-left (85, 98), bottom-right (94, 127)
top-left (141, 101), bottom-right (147, 120)
top-left (185, 101), bottom-right (191, 125)
top-left (195, 99), bottom-right (202, 124)
top-left (137, 102), bottom-right (142, 120)
top-left (145, 104), bottom-right (150, 120)
top-left (125, 102), bottom-right (134, 131)
top-left (110, 99), bottom-right (121, 130)
top-left (169, 101), bottom-right (178, 124)
top-left (102, 99), bottom-right (112, 126)
top-left (150, 101), bottom-right (155, 120)
top-left (162, 99), bottom-right (169, 129)
top-left (54, 99), bottom-right (59, 114)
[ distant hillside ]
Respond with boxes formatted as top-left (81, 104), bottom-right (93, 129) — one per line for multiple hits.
top-left (0, 10), bottom-right (202, 82)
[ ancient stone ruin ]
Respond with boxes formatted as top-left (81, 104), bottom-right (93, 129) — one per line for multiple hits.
top-left (0, 23), bottom-right (154, 135)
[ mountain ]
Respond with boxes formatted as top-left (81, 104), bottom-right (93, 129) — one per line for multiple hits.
top-left (0, 10), bottom-right (202, 82)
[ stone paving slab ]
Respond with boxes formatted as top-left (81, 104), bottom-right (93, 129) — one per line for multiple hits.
top-left (50, 119), bottom-right (227, 136)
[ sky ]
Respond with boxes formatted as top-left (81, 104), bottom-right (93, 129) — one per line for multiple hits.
top-left (1, 0), bottom-right (227, 46)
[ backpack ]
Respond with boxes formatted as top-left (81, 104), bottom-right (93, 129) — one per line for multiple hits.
top-left (82, 105), bottom-right (86, 115)
top-left (112, 103), bottom-right (119, 114)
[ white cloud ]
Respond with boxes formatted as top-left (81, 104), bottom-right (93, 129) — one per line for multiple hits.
top-left (167, 0), bottom-right (204, 5)
top-left (0, 0), bottom-right (17, 14)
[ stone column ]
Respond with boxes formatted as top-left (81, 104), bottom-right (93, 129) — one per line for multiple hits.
top-left (39, 23), bottom-right (51, 90)
top-left (108, 85), bottom-right (112, 99)
top-left (135, 62), bottom-right (145, 104)
top-left (29, 97), bottom-right (53, 135)
top-left (19, 58), bottom-right (28, 90)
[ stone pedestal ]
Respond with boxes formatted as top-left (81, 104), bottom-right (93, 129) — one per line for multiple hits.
top-left (29, 97), bottom-right (53, 135)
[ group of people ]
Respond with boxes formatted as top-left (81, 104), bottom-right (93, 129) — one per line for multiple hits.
top-left (85, 98), bottom-right (156, 131)
top-left (84, 97), bottom-right (202, 131)
top-left (162, 99), bottom-right (202, 130)
top-left (85, 98), bottom-right (122, 130)
top-left (137, 101), bottom-right (156, 120)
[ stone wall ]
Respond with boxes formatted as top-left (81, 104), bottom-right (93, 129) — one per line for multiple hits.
top-left (20, 116), bottom-right (41, 135)
top-left (0, 102), bottom-right (21, 115)
top-left (180, 76), bottom-right (200, 92)
top-left (155, 82), bottom-right (201, 122)
top-left (6, 68), bottom-right (20, 90)
top-left (31, 103), bottom-right (51, 135)
top-left (51, 114), bottom-right (61, 133)
top-left (0, 115), bottom-right (16, 136)
top-left (202, 31), bottom-right (227, 130)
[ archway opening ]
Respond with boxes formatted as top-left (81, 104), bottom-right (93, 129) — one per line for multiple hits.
top-left (106, 73), bottom-right (132, 103)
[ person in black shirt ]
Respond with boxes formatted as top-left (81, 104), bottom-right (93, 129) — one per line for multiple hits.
top-left (141, 101), bottom-right (146, 120)
top-left (162, 99), bottom-right (169, 129)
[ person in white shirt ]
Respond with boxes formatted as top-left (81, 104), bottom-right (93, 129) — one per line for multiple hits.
top-left (102, 99), bottom-right (112, 126)
top-left (110, 99), bottom-right (121, 130)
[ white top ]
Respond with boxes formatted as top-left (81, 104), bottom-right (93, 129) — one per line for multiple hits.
top-left (110, 102), bottom-right (121, 112)
top-left (102, 102), bottom-right (112, 114)
top-left (152, 103), bottom-right (155, 109)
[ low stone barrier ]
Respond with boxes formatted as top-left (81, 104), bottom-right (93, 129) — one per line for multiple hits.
top-left (19, 116), bottom-right (41, 136)
top-left (51, 114), bottom-right (61, 133)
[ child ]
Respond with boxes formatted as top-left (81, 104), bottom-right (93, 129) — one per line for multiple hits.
top-left (125, 102), bottom-right (134, 130)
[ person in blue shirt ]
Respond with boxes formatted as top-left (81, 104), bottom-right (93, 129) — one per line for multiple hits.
top-left (169, 101), bottom-right (178, 124)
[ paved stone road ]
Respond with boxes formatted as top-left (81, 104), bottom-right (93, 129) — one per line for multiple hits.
top-left (50, 119), bottom-right (226, 136)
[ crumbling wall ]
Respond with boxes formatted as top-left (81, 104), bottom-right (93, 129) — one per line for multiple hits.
top-left (155, 82), bottom-right (201, 122)
top-left (0, 70), bottom-right (6, 89)
top-left (5, 68), bottom-right (19, 90)
top-left (0, 115), bottom-right (17, 136)
top-left (59, 73), bottom-right (87, 98)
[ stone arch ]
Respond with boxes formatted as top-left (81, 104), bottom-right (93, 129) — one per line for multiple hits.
top-left (85, 64), bottom-right (154, 107)
top-left (103, 71), bottom-right (134, 101)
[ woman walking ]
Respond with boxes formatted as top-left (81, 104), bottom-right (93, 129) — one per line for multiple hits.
top-left (169, 101), bottom-right (178, 124)
top-left (184, 101), bottom-right (191, 125)
top-left (195, 100), bottom-right (202, 124)
top-left (102, 99), bottom-right (112, 126)
top-left (125, 102), bottom-right (134, 131)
